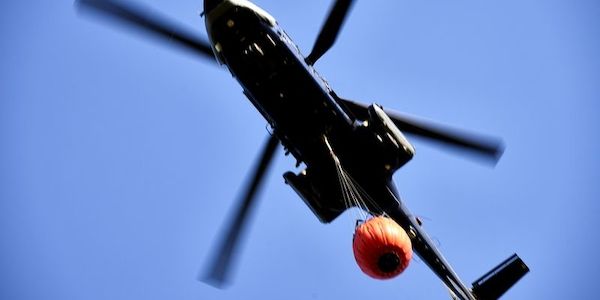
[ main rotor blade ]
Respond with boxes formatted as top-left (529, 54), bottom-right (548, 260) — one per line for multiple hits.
top-left (340, 99), bottom-right (504, 164)
top-left (305, 0), bottom-right (355, 66)
top-left (387, 110), bottom-right (504, 164)
top-left (76, 0), bottom-right (215, 60)
top-left (202, 135), bottom-right (279, 288)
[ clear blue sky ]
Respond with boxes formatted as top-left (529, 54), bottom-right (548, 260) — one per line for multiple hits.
top-left (2, 0), bottom-right (599, 299)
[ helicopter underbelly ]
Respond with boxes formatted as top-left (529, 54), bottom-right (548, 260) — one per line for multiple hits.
top-left (207, 6), bottom-right (352, 166)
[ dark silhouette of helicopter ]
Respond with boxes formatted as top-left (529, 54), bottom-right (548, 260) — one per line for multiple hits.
top-left (77, 0), bottom-right (529, 299)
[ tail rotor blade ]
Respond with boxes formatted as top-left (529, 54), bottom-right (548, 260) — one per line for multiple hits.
top-left (76, 0), bottom-right (215, 60)
top-left (202, 135), bottom-right (279, 288)
top-left (305, 0), bottom-right (355, 65)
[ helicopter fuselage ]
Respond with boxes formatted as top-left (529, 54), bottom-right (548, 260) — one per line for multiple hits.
top-left (204, 2), bottom-right (476, 299)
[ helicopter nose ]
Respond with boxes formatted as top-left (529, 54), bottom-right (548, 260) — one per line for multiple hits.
top-left (204, 0), bottom-right (223, 15)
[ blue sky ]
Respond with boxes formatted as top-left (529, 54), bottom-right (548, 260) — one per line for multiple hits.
top-left (2, 0), bottom-right (599, 299)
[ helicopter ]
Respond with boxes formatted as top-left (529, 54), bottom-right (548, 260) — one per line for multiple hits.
top-left (77, 0), bottom-right (529, 299)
